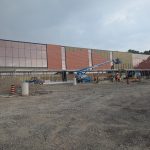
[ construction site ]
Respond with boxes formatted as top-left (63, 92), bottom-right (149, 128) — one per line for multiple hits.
top-left (0, 39), bottom-right (150, 150)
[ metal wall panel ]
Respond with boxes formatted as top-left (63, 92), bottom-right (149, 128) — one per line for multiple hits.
top-left (88, 49), bottom-right (92, 67)
top-left (65, 47), bottom-right (89, 70)
top-left (132, 54), bottom-right (150, 69)
top-left (91, 49), bottom-right (111, 70)
top-left (61, 47), bottom-right (66, 70)
top-left (47, 44), bottom-right (62, 70)
top-left (112, 51), bottom-right (133, 69)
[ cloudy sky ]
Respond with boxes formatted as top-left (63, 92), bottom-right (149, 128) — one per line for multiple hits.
top-left (0, 0), bottom-right (150, 51)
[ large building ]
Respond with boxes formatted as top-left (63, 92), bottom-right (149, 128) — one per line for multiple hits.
top-left (0, 39), bottom-right (150, 71)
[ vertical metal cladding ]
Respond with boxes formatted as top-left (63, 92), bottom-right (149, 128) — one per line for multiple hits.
top-left (132, 54), bottom-right (150, 69)
top-left (112, 51), bottom-right (133, 69)
top-left (88, 49), bottom-right (92, 67)
top-left (61, 47), bottom-right (66, 70)
top-left (91, 49), bottom-right (111, 70)
top-left (47, 44), bottom-right (62, 70)
top-left (65, 47), bottom-right (89, 70)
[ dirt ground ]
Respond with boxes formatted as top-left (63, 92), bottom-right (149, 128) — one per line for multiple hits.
top-left (0, 80), bottom-right (150, 150)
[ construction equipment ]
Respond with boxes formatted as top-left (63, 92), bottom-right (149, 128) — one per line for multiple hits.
top-left (74, 58), bottom-right (121, 83)
top-left (26, 77), bottom-right (44, 84)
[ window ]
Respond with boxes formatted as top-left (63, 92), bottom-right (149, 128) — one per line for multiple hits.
top-left (24, 43), bottom-right (31, 50)
top-left (31, 50), bottom-right (36, 59)
top-left (19, 58), bottom-right (26, 67)
top-left (41, 50), bottom-right (46, 59)
top-left (18, 42), bottom-right (24, 49)
top-left (42, 59), bottom-right (47, 67)
top-left (12, 42), bottom-right (18, 48)
top-left (0, 47), bottom-right (5, 56)
top-left (0, 57), bottom-right (5, 66)
top-left (37, 59), bottom-right (43, 67)
top-left (6, 41), bottom-right (12, 48)
top-left (26, 58), bottom-right (32, 67)
top-left (37, 50), bottom-right (42, 59)
top-left (31, 44), bottom-right (37, 50)
top-left (13, 58), bottom-right (20, 67)
top-left (0, 40), bottom-right (6, 47)
top-left (31, 59), bottom-right (37, 67)
top-left (13, 48), bottom-right (19, 57)
top-left (25, 49), bottom-right (31, 58)
top-left (19, 49), bottom-right (25, 57)
top-left (6, 48), bottom-right (13, 57)
top-left (6, 57), bottom-right (13, 67)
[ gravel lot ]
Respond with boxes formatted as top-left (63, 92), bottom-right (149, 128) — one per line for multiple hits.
top-left (0, 80), bottom-right (150, 150)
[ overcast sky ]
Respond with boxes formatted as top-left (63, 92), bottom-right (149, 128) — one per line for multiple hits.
top-left (0, 0), bottom-right (150, 51)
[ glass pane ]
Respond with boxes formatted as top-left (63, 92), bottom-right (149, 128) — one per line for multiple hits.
top-left (41, 45), bottom-right (46, 50)
top-left (0, 57), bottom-right (5, 66)
top-left (37, 59), bottom-right (43, 67)
top-left (31, 59), bottom-right (37, 67)
top-left (31, 50), bottom-right (36, 59)
top-left (41, 50), bottom-right (46, 59)
top-left (0, 47), bottom-right (5, 56)
top-left (13, 48), bottom-right (19, 57)
top-left (18, 42), bottom-right (24, 49)
top-left (6, 48), bottom-right (13, 57)
top-left (42, 59), bottom-right (47, 67)
top-left (24, 43), bottom-right (31, 50)
top-left (12, 42), bottom-right (18, 48)
top-left (26, 58), bottom-right (32, 67)
top-left (31, 44), bottom-right (37, 50)
top-left (6, 57), bottom-right (13, 67)
top-left (36, 44), bottom-right (42, 50)
top-left (13, 58), bottom-right (19, 67)
top-left (6, 41), bottom-right (12, 48)
top-left (25, 49), bottom-right (31, 58)
top-left (19, 49), bottom-right (25, 57)
top-left (37, 50), bottom-right (42, 59)
top-left (19, 58), bottom-right (26, 67)
top-left (0, 40), bottom-right (6, 47)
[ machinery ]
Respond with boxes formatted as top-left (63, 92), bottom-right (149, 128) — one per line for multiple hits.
top-left (75, 58), bottom-right (121, 83)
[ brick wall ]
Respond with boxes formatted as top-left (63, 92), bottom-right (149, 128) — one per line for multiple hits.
top-left (47, 44), bottom-right (62, 70)
top-left (91, 50), bottom-right (111, 70)
top-left (65, 47), bottom-right (89, 70)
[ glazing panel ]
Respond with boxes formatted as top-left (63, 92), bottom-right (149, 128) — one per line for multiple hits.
top-left (31, 44), bottom-right (37, 50)
top-left (12, 42), bottom-right (18, 48)
top-left (19, 58), bottom-right (26, 67)
top-left (37, 50), bottom-right (42, 59)
top-left (13, 48), bottom-right (19, 57)
top-left (31, 59), bottom-right (37, 67)
top-left (31, 50), bottom-right (36, 59)
top-left (19, 49), bottom-right (25, 57)
top-left (6, 48), bottom-right (13, 57)
top-left (6, 41), bottom-right (12, 48)
top-left (41, 45), bottom-right (46, 50)
top-left (25, 49), bottom-right (31, 58)
top-left (26, 58), bottom-right (32, 67)
top-left (37, 59), bottom-right (43, 67)
top-left (0, 57), bottom-right (5, 66)
top-left (13, 58), bottom-right (19, 67)
top-left (24, 43), bottom-right (31, 50)
top-left (0, 47), bottom-right (5, 56)
top-left (6, 57), bottom-right (13, 67)
top-left (18, 42), bottom-right (24, 49)
top-left (36, 44), bottom-right (42, 50)
top-left (42, 59), bottom-right (47, 67)
top-left (0, 40), bottom-right (6, 47)
top-left (41, 50), bottom-right (46, 59)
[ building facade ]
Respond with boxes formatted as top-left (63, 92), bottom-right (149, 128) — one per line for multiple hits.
top-left (0, 39), bottom-right (150, 71)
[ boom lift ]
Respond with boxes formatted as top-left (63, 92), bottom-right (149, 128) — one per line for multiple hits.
top-left (75, 58), bottom-right (121, 83)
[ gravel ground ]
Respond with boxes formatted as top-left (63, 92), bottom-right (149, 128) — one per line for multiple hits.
top-left (0, 80), bottom-right (150, 150)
